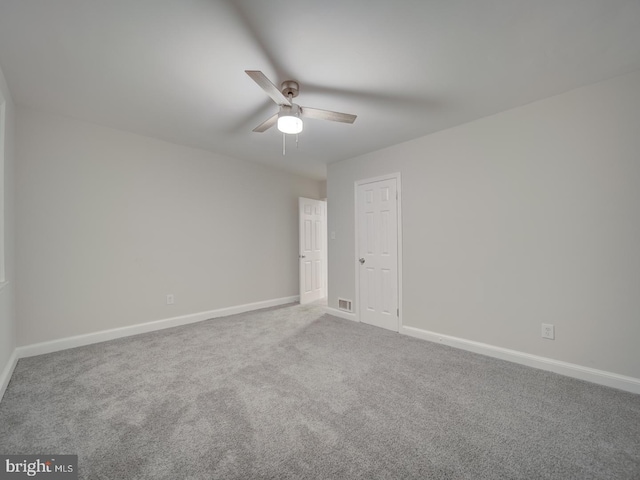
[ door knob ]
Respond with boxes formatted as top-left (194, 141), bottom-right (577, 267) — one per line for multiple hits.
top-left (359, 258), bottom-right (365, 264)
top-left (299, 255), bottom-right (306, 259)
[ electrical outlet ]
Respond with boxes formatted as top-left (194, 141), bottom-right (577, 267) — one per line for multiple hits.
top-left (166, 294), bottom-right (174, 305)
top-left (541, 323), bottom-right (555, 340)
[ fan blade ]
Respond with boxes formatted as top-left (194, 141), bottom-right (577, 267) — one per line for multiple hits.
top-left (252, 113), bottom-right (278, 132)
top-left (301, 107), bottom-right (357, 124)
top-left (245, 70), bottom-right (292, 106)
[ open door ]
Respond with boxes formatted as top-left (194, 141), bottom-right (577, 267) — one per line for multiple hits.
top-left (299, 197), bottom-right (326, 304)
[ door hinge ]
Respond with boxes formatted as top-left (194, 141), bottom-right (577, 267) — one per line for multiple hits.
top-left (397, 308), bottom-right (399, 317)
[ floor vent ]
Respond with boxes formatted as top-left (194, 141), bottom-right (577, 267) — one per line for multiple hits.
top-left (338, 298), bottom-right (353, 312)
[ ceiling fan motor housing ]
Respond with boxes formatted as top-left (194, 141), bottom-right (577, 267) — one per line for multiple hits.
top-left (281, 80), bottom-right (299, 98)
top-left (280, 104), bottom-right (301, 116)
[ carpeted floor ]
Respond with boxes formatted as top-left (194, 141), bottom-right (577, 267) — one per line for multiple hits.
top-left (1, 303), bottom-right (639, 479)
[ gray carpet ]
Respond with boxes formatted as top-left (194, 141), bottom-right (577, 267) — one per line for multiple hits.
top-left (1, 303), bottom-right (639, 479)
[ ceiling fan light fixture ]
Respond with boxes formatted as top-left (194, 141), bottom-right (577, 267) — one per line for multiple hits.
top-left (277, 105), bottom-right (303, 134)
top-left (245, 71), bottom-right (356, 135)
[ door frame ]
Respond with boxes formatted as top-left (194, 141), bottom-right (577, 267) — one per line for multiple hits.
top-left (354, 172), bottom-right (403, 330)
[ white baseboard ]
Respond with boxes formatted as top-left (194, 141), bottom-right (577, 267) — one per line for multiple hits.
top-left (325, 307), bottom-right (357, 322)
top-left (7, 298), bottom-right (638, 399)
top-left (401, 325), bottom-right (640, 395)
top-left (0, 350), bottom-right (18, 402)
top-left (16, 296), bottom-right (299, 359)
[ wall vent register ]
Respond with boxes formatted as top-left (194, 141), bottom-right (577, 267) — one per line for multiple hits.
top-left (338, 298), bottom-right (353, 312)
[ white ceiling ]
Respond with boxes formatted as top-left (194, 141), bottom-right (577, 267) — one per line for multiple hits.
top-left (1, 1), bottom-right (639, 180)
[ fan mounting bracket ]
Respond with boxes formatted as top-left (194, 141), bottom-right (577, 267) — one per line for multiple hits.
top-left (280, 81), bottom-right (299, 99)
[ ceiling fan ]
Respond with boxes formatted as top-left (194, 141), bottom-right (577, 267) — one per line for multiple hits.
top-left (245, 70), bottom-right (357, 135)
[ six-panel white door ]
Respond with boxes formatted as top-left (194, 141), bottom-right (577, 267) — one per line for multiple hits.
top-left (357, 178), bottom-right (399, 331)
top-left (299, 198), bottom-right (325, 304)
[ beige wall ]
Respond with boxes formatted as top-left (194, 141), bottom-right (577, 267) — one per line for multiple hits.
top-left (0, 63), bottom-right (16, 383)
top-left (328, 70), bottom-right (640, 379)
top-left (16, 107), bottom-right (322, 345)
